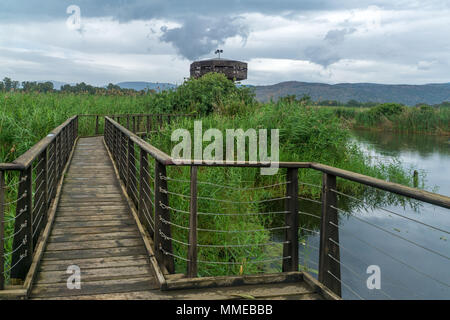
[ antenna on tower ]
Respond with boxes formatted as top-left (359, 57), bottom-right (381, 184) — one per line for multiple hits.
top-left (214, 49), bottom-right (223, 59)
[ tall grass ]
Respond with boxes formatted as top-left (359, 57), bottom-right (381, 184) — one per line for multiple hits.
top-left (0, 75), bottom-right (418, 278)
top-left (315, 104), bottom-right (450, 135)
top-left (146, 100), bottom-right (417, 276)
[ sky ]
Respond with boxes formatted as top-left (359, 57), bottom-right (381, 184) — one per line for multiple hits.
top-left (1, 0), bottom-right (450, 86)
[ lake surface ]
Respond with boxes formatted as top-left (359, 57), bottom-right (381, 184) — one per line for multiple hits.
top-left (298, 130), bottom-right (450, 300)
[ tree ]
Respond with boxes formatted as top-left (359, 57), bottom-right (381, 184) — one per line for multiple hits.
top-left (3, 77), bottom-right (12, 91)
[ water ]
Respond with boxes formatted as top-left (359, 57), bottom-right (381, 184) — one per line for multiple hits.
top-left (298, 130), bottom-right (450, 300)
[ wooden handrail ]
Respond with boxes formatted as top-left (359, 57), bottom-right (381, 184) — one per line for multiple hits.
top-left (105, 116), bottom-right (450, 210)
top-left (105, 116), bottom-right (172, 164)
top-left (310, 163), bottom-right (450, 209)
top-left (78, 113), bottom-right (194, 117)
top-left (0, 116), bottom-right (77, 170)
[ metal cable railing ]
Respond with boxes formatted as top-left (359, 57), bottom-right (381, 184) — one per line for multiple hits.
top-left (1, 116), bottom-right (78, 289)
top-left (103, 115), bottom-right (450, 300)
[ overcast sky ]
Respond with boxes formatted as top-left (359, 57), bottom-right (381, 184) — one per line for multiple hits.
top-left (1, 0), bottom-right (449, 86)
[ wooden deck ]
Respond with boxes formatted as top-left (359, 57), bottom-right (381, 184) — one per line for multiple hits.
top-left (29, 137), bottom-right (330, 300)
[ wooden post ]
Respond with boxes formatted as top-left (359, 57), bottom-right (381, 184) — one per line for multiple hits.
top-left (43, 149), bottom-right (48, 211)
top-left (146, 116), bottom-right (150, 134)
top-left (33, 151), bottom-right (47, 246)
top-left (154, 161), bottom-right (174, 274)
top-left (75, 116), bottom-right (79, 139)
top-left (10, 166), bottom-right (33, 281)
top-left (57, 134), bottom-right (61, 181)
top-left (132, 116), bottom-right (136, 133)
top-left (120, 132), bottom-right (125, 181)
top-left (139, 149), bottom-right (153, 238)
top-left (117, 130), bottom-right (122, 179)
top-left (187, 166), bottom-right (198, 277)
top-left (127, 115), bottom-right (130, 130)
top-left (319, 173), bottom-right (341, 297)
top-left (283, 168), bottom-right (299, 272)
top-left (113, 126), bottom-right (118, 163)
top-left (95, 115), bottom-right (99, 135)
top-left (51, 140), bottom-right (57, 200)
top-left (128, 138), bottom-right (138, 207)
top-left (0, 171), bottom-right (5, 289)
top-left (64, 127), bottom-right (69, 163)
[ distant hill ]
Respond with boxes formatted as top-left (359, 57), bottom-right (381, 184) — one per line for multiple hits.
top-left (116, 82), bottom-right (177, 92)
top-left (253, 81), bottom-right (450, 105)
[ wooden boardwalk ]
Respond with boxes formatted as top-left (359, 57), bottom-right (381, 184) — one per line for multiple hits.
top-left (29, 137), bottom-right (330, 300)
top-left (30, 137), bottom-right (158, 299)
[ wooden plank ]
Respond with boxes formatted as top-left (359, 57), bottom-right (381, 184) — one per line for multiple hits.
top-left (55, 214), bottom-right (130, 222)
top-left (56, 209), bottom-right (130, 217)
top-left (53, 220), bottom-right (135, 228)
top-left (37, 265), bottom-right (152, 284)
top-left (46, 238), bottom-right (143, 251)
top-left (165, 271), bottom-right (304, 291)
top-left (50, 226), bottom-right (137, 236)
top-left (31, 276), bottom-right (158, 298)
top-left (49, 231), bottom-right (140, 243)
top-left (38, 282), bottom-right (320, 300)
top-left (58, 201), bottom-right (126, 207)
top-left (56, 205), bottom-right (129, 212)
top-left (302, 271), bottom-right (340, 300)
top-left (39, 255), bottom-right (149, 271)
top-left (166, 282), bottom-right (316, 300)
top-left (59, 196), bottom-right (124, 203)
top-left (42, 246), bottom-right (147, 260)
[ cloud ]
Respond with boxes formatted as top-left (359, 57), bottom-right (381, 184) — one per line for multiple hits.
top-left (324, 27), bottom-right (357, 45)
top-left (159, 16), bottom-right (249, 60)
top-left (1, 2), bottom-right (450, 85)
top-left (303, 46), bottom-right (341, 67)
top-left (4, 0), bottom-right (447, 23)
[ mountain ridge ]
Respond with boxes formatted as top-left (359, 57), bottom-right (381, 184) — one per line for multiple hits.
top-left (253, 81), bottom-right (450, 105)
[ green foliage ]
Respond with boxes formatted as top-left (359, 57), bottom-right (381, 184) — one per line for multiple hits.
top-left (159, 72), bottom-right (256, 115)
top-left (1, 76), bottom-right (419, 278)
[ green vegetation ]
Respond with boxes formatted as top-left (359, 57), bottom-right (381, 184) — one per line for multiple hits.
top-left (0, 73), bottom-right (420, 277)
top-left (315, 103), bottom-right (450, 135)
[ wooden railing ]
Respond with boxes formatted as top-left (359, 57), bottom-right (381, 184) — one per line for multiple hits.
top-left (0, 116), bottom-right (78, 289)
top-left (78, 113), bottom-right (194, 137)
top-left (104, 116), bottom-right (450, 298)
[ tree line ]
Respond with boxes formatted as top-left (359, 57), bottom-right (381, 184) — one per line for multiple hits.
top-left (0, 77), bottom-right (153, 95)
top-left (280, 94), bottom-right (450, 109)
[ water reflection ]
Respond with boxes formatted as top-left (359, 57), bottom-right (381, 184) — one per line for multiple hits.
top-left (272, 130), bottom-right (450, 300)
